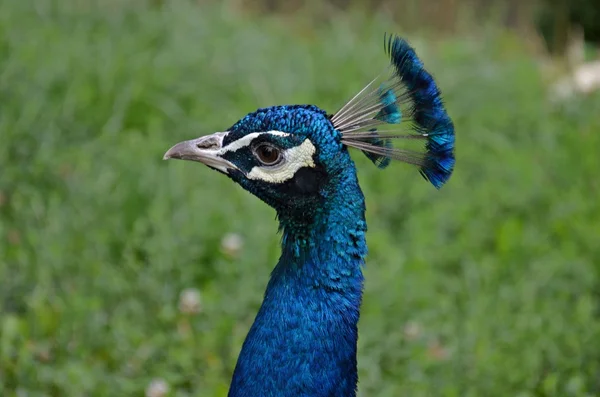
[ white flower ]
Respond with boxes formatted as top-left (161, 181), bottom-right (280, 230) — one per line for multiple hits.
top-left (220, 232), bottom-right (244, 257)
top-left (178, 288), bottom-right (202, 315)
top-left (403, 321), bottom-right (421, 341)
top-left (145, 378), bottom-right (169, 397)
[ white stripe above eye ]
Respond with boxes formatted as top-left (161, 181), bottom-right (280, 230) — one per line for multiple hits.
top-left (247, 139), bottom-right (316, 184)
top-left (218, 130), bottom-right (290, 154)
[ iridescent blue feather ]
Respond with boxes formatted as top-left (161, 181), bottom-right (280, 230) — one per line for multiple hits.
top-left (360, 128), bottom-right (392, 169)
top-left (375, 86), bottom-right (401, 124)
top-left (331, 34), bottom-right (455, 188)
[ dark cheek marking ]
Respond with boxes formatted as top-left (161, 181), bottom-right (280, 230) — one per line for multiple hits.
top-left (291, 166), bottom-right (327, 195)
top-left (221, 148), bottom-right (256, 174)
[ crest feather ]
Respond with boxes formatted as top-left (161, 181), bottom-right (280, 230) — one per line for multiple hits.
top-left (332, 34), bottom-right (455, 189)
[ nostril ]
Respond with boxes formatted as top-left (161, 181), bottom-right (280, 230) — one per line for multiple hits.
top-left (196, 137), bottom-right (219, 150)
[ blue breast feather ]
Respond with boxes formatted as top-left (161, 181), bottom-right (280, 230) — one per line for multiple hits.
top-left (227, 158), bottom-right (367, 397)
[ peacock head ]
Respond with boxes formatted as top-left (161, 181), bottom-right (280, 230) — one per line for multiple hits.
top-left (163, 105), bottom-right (349, 218)
top-left (164, 35), bottom-right (456, 221)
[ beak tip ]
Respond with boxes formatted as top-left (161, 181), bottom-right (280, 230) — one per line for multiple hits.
top-left (163, 145), bottom-right (180, 161)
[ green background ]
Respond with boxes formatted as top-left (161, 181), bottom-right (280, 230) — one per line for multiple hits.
top-left (1, 1), bottom-right (599, 396)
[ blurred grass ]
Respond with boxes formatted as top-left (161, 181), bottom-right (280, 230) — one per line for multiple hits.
top-left (1, 0), bottom-right (600, 396)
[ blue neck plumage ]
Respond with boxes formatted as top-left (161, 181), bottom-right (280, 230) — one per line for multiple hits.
top-left (228, 166), bottom-right (367, 397)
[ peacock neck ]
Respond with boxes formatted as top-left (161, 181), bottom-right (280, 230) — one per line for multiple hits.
top-left (228, 167), bottom-right (367, 397)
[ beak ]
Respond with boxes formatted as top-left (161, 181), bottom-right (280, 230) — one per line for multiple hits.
top-left (163, 132), bottom-right (238, 174)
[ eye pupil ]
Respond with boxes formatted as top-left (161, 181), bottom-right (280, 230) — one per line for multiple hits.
top-left (256, 144), bottom-right (281, 165)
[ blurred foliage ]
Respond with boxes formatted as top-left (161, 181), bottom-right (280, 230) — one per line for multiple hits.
top-left (236, 0), bottom-right (600, 52)
top-left (1, 0), bottom-right (600, 396)
top-left (537, 0), bottom-right (600, 57)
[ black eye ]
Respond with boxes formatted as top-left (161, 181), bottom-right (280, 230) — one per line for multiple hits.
top-left (254, 143), bottom-right (282, 166)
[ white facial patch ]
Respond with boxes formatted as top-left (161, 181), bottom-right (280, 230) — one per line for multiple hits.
top-left (218, 131), bottom-right (290, 154)
top-left (216, 130), bottom-right (317, 183)
top-left (247, 139), bottom-right (316, 183)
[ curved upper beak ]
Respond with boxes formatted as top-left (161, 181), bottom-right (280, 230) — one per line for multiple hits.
top-left (163, 132), bottom-right (238, 174)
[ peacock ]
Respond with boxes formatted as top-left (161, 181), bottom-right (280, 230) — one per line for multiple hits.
top-left (163, 34), bottom-right (455, 397)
